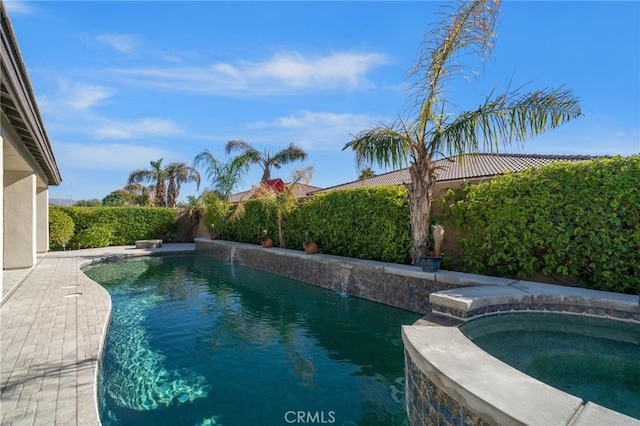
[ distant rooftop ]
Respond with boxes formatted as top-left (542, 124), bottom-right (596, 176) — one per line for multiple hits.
top-left (229, 181), bottom-right (323, 203)
top-left (309, 153), bottom-right (602, 195)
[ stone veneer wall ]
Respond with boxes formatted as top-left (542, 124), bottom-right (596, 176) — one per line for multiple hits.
top-left (405, 350), bottom-right (490, 426)
top-left (195, 239), bottom-right (461, 314)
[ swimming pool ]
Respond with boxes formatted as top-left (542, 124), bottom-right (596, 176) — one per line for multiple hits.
top-left (84, 254), bottom-right (422, 425)
top-left (459, 312), bottom-right (640, 419)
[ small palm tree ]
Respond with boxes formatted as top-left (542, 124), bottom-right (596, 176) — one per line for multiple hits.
top-left (193, 149), bottom-right (250, 239)
top-left (358, 167), bottom-right (376, 180)
top-left (123, 182), bottom-right (151, 206)
top-left (128, 158), bottom-right (168, 207)
top-left (255, 166), bottom-right (313, 249)
top-left (181, 191), bottom-right (216, 241)
top-left (344, 0), bottom-right (582, 265)
top-left (166, 162), bottom-right (201, 208)
top-left (225, 140), bottom-right (308, 183)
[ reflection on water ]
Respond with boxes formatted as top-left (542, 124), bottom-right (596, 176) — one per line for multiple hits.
top-left (85, 254), bottom-right (421, 426)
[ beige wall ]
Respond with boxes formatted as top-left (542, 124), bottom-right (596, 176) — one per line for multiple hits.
top-left (3, 171), bottom-right (37, 269)
top-left (36, 187), bottom-right (49, 253)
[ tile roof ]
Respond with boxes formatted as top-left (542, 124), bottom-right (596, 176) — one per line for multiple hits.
top-left (229, 182), bottom-right (323, 203)
top-left (309, 153), bottom-right (601, 195)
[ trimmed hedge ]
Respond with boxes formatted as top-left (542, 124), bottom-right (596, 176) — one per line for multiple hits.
top-left (224, 186), bottom-right (412, 264)
top-left (50, 206), bottom-right (176, 249)
top-left (442, 155), bottom-right (640, 294)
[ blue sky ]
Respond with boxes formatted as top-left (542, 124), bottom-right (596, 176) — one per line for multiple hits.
top-left (5, 1), bottom-right (639, 203)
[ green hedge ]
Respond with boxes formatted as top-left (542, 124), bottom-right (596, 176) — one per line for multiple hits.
top-left (51, 206), bottom-right (176, 249)
top-left (223, 186), bottom-right (412, 264)
top-left (442, 155), bottom-right (640, 294)
top-left (224, 200), bottom-right (278, 245)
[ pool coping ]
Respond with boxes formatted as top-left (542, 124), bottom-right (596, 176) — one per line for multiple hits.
top-left (402, 320), bottom-right (640, 425)
top-left (403, 283), bottom-right (640, 425)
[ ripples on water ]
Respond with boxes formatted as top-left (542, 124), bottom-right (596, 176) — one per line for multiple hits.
top-left (85, 254), bottom-right (422, 426)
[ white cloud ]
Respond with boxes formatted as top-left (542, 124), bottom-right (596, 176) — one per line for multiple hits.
top-left (3, 0), bottom-right (34, 14)
top-left (248, 110), bottom-right (388, 152)
top-left (91, 118), bottom-right (183, 140)
top-left (54, 142), bottom-right (178, 172)
top-left (38, 80), bottom-right (111, 113)
top-left (66, 83), bottom-right (111, 110)
top-left (111, 51), bottom-right (388, 95)
top-left (96, 33), bottom-right (142, 53)
top-left (246, 52), bottom-right (387, 89)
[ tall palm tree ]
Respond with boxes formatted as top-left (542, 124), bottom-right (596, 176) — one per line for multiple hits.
top-left (343, 0), bottom-right (582, 265)
top-left (166, 162), bottom-right (201, 208)
top-left (225, 140), bottom-right (308, 183)
top-left (193, 149), bottom-right (250, 239)
top-left (128, 159), bottom-right (168, 207)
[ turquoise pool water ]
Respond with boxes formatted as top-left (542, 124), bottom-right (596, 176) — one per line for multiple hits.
top-left (460, 312), bottom-right (640, 420)
top-left (84, 254), bottom-right (421, 426)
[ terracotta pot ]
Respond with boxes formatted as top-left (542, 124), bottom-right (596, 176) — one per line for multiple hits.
top-left (261, 238), bottom-right (273, 248)
top-left (304, 241), bottom-right (318, 254)
top-left (209, 233), bottom-right (219, 240)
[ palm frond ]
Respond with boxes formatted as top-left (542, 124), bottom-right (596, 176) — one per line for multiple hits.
top-left (438, 86), bottom-right (582, 156)
top-left (343, 126), bottom-right (410, 170)
top-left (193, 150), bottom-right (220, 182)
top-left (273, 143), bottom-right (308, 165)
top-left (409, 0), bottom-right (500, 137)
top-left (289, 165), bottom-right (314, 186)
top-left (225, 139), bottom-right (261, 163)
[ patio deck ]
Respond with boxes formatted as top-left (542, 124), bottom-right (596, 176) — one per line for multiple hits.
top-left (0, 244), bottom-right (195, 425)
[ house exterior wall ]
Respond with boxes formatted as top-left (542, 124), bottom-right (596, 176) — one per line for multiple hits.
top-left (3, 171), bottom-right (36, 269)
top-left (1, 3), bottom-right (62, 299)
top-left (36, 187), bottom-right (49, 253)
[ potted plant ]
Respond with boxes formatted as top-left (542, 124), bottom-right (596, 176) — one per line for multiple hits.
top-left (303, 231), bottom-right (318, 254)
top-left (258, 228), bottom-right (273, 248)
top-left (419, 224), bottom-right (444, 272)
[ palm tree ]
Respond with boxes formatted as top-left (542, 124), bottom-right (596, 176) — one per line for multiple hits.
top-left (128, 159), bottom-right (168, 207)
top-left (193, 149), bottom-right (250, 239)
top-left (225, 140), bottom-right (308, 183)
top-left (343, 0), bottom-right (582, 265)
top-left (181, 191), bottom-right (217, 241)
top-left (358, 167), bottom-right (376, 180)
top-left (123, 182), bottom-right (151, 206)
top-left (166, 162), bottom-right (201, 208)
top-left (255, 166), bottom-right (313, 249)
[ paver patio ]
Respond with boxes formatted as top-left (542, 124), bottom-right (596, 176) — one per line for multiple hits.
top-left (0, 244), bottom-right (195, 425)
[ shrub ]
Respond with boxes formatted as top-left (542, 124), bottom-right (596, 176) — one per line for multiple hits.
top-left (49, 207), bottom-right (75, 250)
top-left (442, 155), bottom-right (640, 294)
top-left (225, 199), bottom-right (277, 244)
top-left (73, 225), bottom-right (114, 249)
top-left (298, 186), bottom-right (411, 263)
top-left (57, 206), bottom-right (176, 249)
top-left (226, 185), bottom-right (412, 263)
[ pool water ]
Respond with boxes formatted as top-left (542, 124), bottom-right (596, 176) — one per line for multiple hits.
top-left (460, 312), bottom-right (640, 419)
top-left (84, 254), bottom-right (422, 426)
